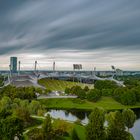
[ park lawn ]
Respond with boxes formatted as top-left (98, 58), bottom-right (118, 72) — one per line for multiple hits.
top-left (38, 78), bottom-right (94, 91)
top-left (39, 97), bottom-right (140, 110)
top-left (74, 124), bottom-right (86, 140)
top-left (62, 124), bottom-right (86, 140)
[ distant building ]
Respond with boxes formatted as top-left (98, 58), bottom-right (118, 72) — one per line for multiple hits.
top-left (10, 57), bottom-right (17, 73)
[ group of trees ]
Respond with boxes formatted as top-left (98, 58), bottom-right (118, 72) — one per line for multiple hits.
top-left (86, 108), bottom-right (136, 140)
top-left (0, 85), bottom-right (37, 100)
top-left (0, 96), bottom-right (45, 117)
top-left (94, 80), bottom-right (140, 105)
top-left (65, 79), bottom-right (140, 106)
top-left (65, 80), bottom-right (117, 102)
top-left (65, 85), bottom-right (102, 102)
top-left (0, 85), bottom-right (49, 100)
top-left (113, 87), bottom-right (139, 105)
top-left (95, 80), bottom-right (140, 106)
top-left (0, 96), bottom-right (45, 140)
top-left (27, 115), bottom-right (72, 140)
top-left (0, 112), bottom-right (24, 140)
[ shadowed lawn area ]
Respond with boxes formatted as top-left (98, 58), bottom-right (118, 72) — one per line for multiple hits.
top-left (74, 124), bottom-right (86, 140)
top-left (38, 78), bottom-right (94, 91)
top-left (39, 97), bottom-right (140, 110)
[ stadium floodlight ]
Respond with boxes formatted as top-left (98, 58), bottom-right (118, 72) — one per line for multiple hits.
top-left (18, 61), bottom-right (21, 76)
top-left (73, 64), bottom-right (82, 70)
top-left (34, 61), bottom-right (37, 72)
top-left (111, 65), bottom-right (116, 70)
top-left (53, 61), bottom-right (55, 72)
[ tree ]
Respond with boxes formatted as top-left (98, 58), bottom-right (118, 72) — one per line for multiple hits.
top-left (65, 87), bottom-right (71, 94)
top-left (35, 87), bottom-right (43, 94)
top-left (53, 119), bottom-right (71, 136)
top-left (71, 86), bottom-right (86, 99)
top-left (120, 90), bottom-right (136, 105)
top-left (29, 100), bottom-right (43, 115)
top-left (27, 128), bottom-right (44, 140)
top-left (113, 87), bottom-right (125, 102)
top-left (101, 89), bottom-right (113, 96)
top-left (107, 111), bottom-right (129, 140)
top-left (42, 114), bottom-right (54, 140)
top-left (86, 107), bottom-right (106, 140)
top-left (94, 80), bottom-right (118, 90)
top-left (113, 88), bottom-right (137, 105)
top-left (87, 89), bottom-right (101, 102)
top-left (132, 87), bottom-right (140, 102)
top-left (44, 89), bottom-right (51, 95)
top-left (84, 86), bottom-right (89, 92)
top-left (122, 109), bottom-right (136, 131)
top-left (0, 116), bottom-right (24, 140)
top-left (0, 96), bottom-right (12, 111)
top-left (14, 107), bottom-right (31, 123)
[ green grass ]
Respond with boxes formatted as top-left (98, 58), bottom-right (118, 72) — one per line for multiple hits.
top-left (62, 124), bottom-right (86, 140)
top-left (74, 124), bottom-right (86, 140)
top-left (39, 97), bottom-right (140, 110)
top-left (38, 78), bottom-right (94, 91)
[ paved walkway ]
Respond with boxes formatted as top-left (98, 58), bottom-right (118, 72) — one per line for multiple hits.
top-left (37, 95), bottom-right (77, 99)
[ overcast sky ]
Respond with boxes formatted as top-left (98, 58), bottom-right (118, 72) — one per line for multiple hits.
top-left (0, 0), bottom-right (140, 70)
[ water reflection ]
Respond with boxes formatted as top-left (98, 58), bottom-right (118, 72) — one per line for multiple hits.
top-left (46, 109), bottom-right (89, 124)
top-left (46, 109), bottom-right (140, 140)
top-left (130, 108), bottom-right (140, 140)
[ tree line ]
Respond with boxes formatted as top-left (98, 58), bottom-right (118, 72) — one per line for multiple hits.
top-left (65, 80), bottom-right (140, 105)
top-left (0, 85), bottom-right (50, 100)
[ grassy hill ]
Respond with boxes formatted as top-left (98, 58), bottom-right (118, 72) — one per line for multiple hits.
top-left (38, 78), bottom-right (94, 91)
top-left (39, 97), bottom-right (140, 110)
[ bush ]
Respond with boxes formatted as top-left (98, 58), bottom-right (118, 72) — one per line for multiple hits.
top-left (132, 87), bottom-right (140, 102)
top-left (94, 80), bottom-right (118, 90)
top-left (101, 89), bottom-right (113, 96)
top-left (120, 90), bottom-right (136, 105)
top-left (87, 89), bottom-right (101, 102)
top-left (113, 88), bottom-right (137, 105)
top-left (65, 87), bottom-right (71, 94)
top-left (70, 86), bottom-right (86, 99)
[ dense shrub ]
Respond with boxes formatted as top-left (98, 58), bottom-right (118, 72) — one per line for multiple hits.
top-left (120, 90), bottom-right (136, 105)
top-left (87, 89), bottom-right (101, 102)
top-left (65, 87), bottom-right (71, 94)
top-left (113, 88), bottom-right (126, 102)
top-left (113, 88), bottom-right (137, 105)
top-left (0, 85), bottom-right (37, 100)
top-left (70, 86), bottom-right (86, 99)
top-left (101, 89), bottom-right (114, 96)
top-left (94, 80), bottom-right (118, 90)
top-left (132, 87), bottom-right (140, 102)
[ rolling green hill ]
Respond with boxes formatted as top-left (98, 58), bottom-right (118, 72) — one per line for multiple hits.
top-left (38, 78), bottom-right (94, 91)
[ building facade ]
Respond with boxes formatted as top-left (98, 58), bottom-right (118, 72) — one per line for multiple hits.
top-left (10, 57), bottom-right (17, 73)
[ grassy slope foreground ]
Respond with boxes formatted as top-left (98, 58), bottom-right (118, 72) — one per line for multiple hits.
top-left (38, 78), bottom-right (94, 91)
top-left (39, 97), bottom-right (140, 110)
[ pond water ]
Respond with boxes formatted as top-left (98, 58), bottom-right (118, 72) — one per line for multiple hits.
top-left (46, 109), bottom-right (140, 140)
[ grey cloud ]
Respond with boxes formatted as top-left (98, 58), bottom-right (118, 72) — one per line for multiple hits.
top-left (0, 0), bottom-right (140, 69)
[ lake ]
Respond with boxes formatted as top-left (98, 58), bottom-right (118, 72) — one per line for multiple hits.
top-left (46, 109), bottom-right (140, 140)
